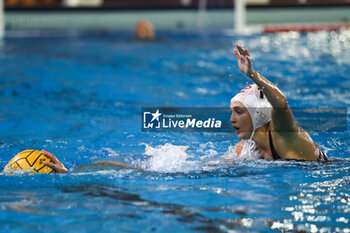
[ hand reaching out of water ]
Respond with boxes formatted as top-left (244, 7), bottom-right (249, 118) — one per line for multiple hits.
top-left (41, 150), bottom-right (68, 173)
top-left (234, 44), bottom-right (253, 77)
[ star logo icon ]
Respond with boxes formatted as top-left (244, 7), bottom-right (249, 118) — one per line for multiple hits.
top-left (150, 109), bottom-right (162, 122)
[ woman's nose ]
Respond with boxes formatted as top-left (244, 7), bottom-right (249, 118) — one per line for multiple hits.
top-left (230, 113), bottom-right (236, 123)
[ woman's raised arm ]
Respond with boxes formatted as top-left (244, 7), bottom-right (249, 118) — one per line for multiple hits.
top-left (233, 44), bottom-right (297, 133)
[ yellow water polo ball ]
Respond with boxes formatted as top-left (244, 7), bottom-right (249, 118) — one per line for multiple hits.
top-left (3, 149), bottom-right (56, 174)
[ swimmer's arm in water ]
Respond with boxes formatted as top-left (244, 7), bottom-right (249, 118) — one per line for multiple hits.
top-left (233, 44), bottom-right (296, 133)
top-left (73, 161), bottom-right (143, 172)
top-left (41, 150), bottom-right (142, 173)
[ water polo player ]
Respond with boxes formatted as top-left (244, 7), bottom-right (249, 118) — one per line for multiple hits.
top-left (231, 44), bottom-right (327, 161)
top-left (39, 44), bottom-right (328, 174)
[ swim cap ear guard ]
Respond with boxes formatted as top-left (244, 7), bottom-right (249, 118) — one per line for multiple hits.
top-left (254, 102), bottom-right (272, 129)
top-left (231, 84), bottom-right (272, 139)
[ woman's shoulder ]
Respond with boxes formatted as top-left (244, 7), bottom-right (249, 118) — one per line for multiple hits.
top-left (271, 125), bottom-right (321, 161)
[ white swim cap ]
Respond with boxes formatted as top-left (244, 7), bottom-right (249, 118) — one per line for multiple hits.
top-left (231, 84), bottom-right (272, 139)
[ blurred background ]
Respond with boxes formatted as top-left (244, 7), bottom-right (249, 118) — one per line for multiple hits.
top-left (1, 0), bottom-right (350, 32)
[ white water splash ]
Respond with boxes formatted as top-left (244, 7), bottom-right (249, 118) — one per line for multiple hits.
top-left (137, 143), bottom-right (201, 173)
top-left (136, 142), bottom-right (261, 173)
top-left (2, 166), bottom-right (36, 175)
top-left (203, 145), bottom-right (259, 173)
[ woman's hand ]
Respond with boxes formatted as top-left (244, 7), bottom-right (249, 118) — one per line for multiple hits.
top-left (41, 150), bottom-right (68, 173)
top-left (233, 43), bottom-right (253, 77)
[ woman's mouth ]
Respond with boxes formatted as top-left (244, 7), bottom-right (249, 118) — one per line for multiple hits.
top-left (233, 126), bottom-right (240, 133)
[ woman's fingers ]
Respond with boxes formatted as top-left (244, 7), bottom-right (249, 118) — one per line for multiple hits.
top-left (41, 149), bottom-right (68, 173)
top-left (234, 44), bottom-right (253, 76)
top-left (236, 44), bottom-right (251, 57)
top-left (245, 48), bottom-right (250, 57)
top-left (43, 161), bottom-right (57, 170)
top-left (233, 48), bottom-right (241, 60)
top-left (44, 161), bottom-right (68, 173)
top-left (41, 150), bottom-right (59, 164)
top-left (234, 49), bottom-right (247, 65)
top-left (235, 44), bottom-right (250, 60)
top-left (236, 44), bottom-right (244, 55)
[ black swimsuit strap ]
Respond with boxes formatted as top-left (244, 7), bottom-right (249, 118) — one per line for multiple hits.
top-left (268, 130), bottom-right (282, 160)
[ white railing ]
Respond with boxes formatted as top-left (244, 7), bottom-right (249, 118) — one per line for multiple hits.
top-left (198, 0), bottom-right (207, 29)
top-left (234, 0), bottom-right (246, 33)
top-left (0, 0), bottom-right (4, 38)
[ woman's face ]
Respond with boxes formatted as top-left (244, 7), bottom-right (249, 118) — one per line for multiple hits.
top-left (230, 101), bottom-right (253, 139)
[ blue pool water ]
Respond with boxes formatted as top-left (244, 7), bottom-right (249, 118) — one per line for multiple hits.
top-left (0, 29), bottom-right (350, 232)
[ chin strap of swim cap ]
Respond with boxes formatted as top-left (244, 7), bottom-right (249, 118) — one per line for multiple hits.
top-left (247, 129), bottom-right (256, 156)
top-left (243, 138), bottom-right (256, 157)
